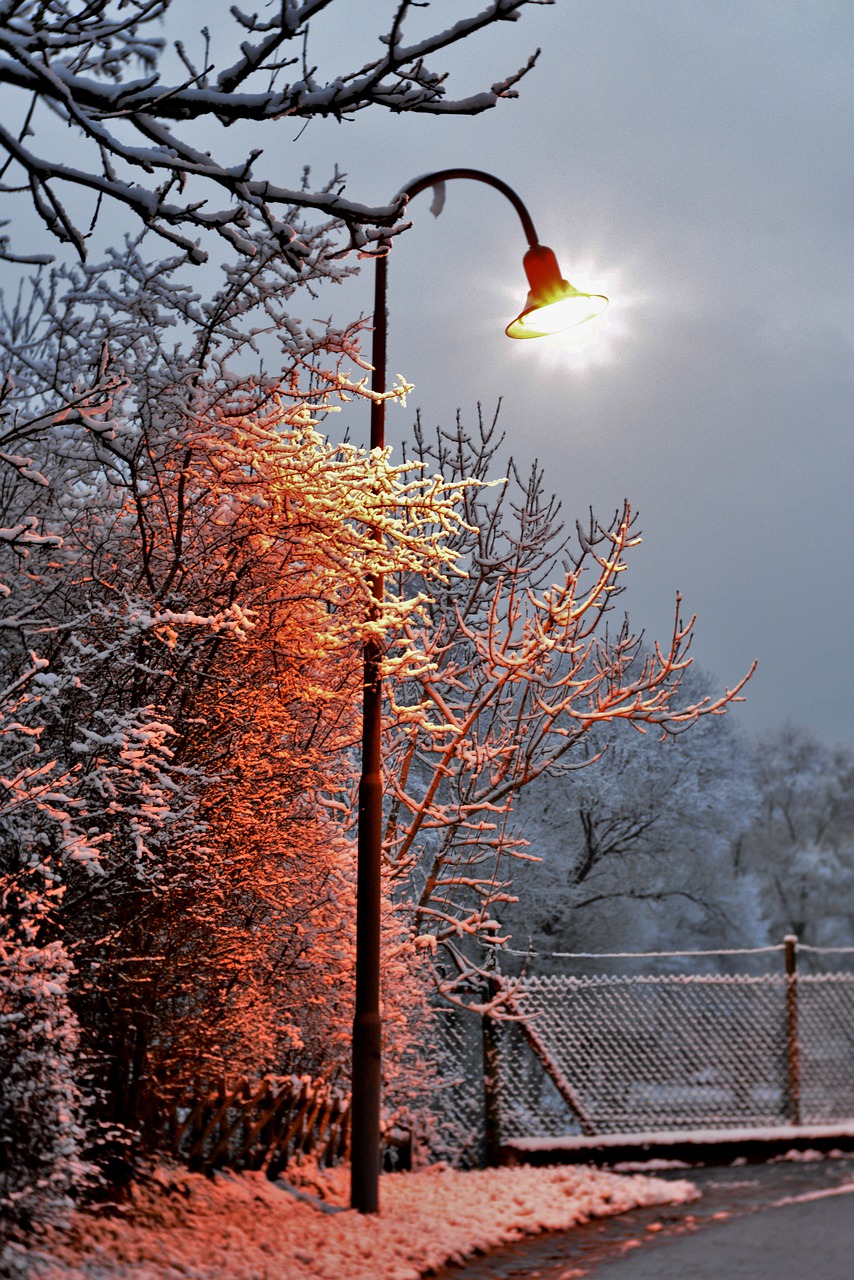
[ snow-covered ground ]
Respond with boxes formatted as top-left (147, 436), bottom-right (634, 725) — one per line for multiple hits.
top-left (10, 1161), bottom-right (698, 1280)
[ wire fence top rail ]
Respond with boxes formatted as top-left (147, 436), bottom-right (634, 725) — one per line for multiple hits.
top-left (500, 944), bottom-right (785, 960)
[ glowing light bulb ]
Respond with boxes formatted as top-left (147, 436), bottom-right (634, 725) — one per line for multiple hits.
top-left (506, 243), bottom-right (609, 341)
top-left (507, 288), bottom-right (609, 339)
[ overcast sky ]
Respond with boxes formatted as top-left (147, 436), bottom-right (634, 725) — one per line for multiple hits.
top-left (5, 1), bottom-right (853, 747)
top-left (281, 0), bottom-right (854, 747)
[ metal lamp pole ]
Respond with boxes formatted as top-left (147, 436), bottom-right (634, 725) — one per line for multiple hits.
top-left (349, 243), bottom-right (388, 1217)
top-left (349, 169), bottom-right (608, 1214)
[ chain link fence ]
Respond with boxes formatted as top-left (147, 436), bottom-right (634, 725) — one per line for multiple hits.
top-left (797, 972), bottom-right (854, 1121)
top-left (430, 940), bottom-right (854, 1162)
top-left (429, 1005), bottom-right (487, 1168)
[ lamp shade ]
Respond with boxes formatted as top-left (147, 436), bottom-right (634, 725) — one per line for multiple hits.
top-left (506, 243), bottom-right (608, 340)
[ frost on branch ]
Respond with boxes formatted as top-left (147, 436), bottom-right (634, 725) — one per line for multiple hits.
top-left (0, 0), bottom-right (547, 262)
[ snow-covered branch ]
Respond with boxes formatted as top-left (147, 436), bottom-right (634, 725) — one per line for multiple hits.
top-left (380, 408), bottom-right (754, 995)
top-left (0, 0), bottom-right (548, 261)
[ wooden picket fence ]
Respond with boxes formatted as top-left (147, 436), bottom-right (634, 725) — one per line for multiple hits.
top-left (151, 1075), bottom-right (350, 1179)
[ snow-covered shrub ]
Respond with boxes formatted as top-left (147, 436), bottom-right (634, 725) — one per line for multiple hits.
top-left (0, 663), bottom-right (93, 1241)
top-left (0, 919), bottom-right (89, 1243)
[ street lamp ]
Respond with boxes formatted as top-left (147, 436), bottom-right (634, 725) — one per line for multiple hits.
top-left (350, 168), bottom-right (608, 1214)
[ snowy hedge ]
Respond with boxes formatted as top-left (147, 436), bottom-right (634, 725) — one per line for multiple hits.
top-left (0, 923), bottom-right (89, 1244)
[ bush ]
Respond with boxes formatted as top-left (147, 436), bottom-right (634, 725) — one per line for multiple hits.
top-left (0, 924), bottom-right (90, 1246)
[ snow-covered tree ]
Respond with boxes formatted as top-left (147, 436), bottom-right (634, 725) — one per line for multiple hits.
top-left (1, 238), bottom-right (754, 1141)
top-left (0, 0), bottom-right (547, 264)
top-left (0, 235), bottom-right (470, 1185)
top-left (0, 0), bottom-right (757, 1186)
top-left (0, 927), bottom-right (89, 1247)
top-left (735, 725), bottom-right (854, 947)
top-left (0, 692), bottom-right (91, 1249)
top-left (380, 411), bottom-right (754, 996)
top-left (499, 680), bottom-right (765, 959)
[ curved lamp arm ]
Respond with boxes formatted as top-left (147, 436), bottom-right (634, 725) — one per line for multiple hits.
top-left (370, 168), bottom-right (608, 451)
top-left (399, 166), bottom-right (541, 246)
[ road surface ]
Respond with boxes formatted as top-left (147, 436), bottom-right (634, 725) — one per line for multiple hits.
top-left (433, 1155), bottom-right (854, 1280)
top-left (579, 1183), bottom-right (854, 1278)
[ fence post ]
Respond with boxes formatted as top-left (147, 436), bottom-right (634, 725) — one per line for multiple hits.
top-left (785, 934), bottom-right (801, 1125)
top-left (482, 976), bottom-right (501, 1167)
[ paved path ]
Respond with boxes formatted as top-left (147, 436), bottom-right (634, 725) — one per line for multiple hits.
top-left (433, 1156), bottom-right (854, 1280)
top-left (581, 1185), bottom-right (854, 1278)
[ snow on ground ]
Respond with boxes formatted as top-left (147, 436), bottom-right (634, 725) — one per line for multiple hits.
top-left (11, 1161), bottom-right (698, 1280)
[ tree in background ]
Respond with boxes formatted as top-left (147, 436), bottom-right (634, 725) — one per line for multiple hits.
top-left (496, 710), bottom-right (854, 964)
top-left (734, 725), bottom-right (854, 947)
top-left (500, 684), bottom-right (765, 960)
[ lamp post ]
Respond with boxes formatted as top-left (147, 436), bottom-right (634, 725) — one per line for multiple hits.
top-left (350, 168), bottom-right (608, 1214)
